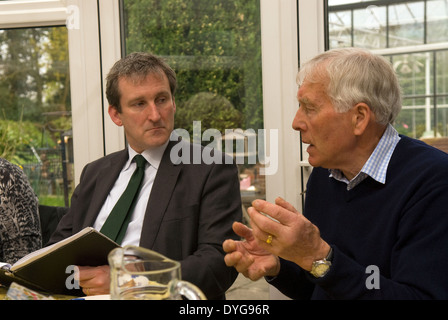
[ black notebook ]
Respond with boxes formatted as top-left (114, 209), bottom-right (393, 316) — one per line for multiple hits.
top-left (0, 227), bottom-right (119, 296)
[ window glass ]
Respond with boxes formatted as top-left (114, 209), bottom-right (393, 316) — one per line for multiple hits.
top-left (393, 52), bottom-right (429, 96)
top-left (353, 6), bottom-right (387, 48)
top-left (427, 0), bottom-right (448, 43)
top-left (389, 2), bottom-right (424, 47)
top-left (122, 0), bottom-right (265, 212)
top-left (437, 50), bottom-right (448, 95)
top-left (328, 10), bottom-right (352, 47)
top-left (327, 0), bottom-right (448, 151)
top-left (397, 97), bottom-right (433, 138)
top-left (0, 26), bottom-right (73, 206)
top-left (437, 97), bottom-right (448, 138)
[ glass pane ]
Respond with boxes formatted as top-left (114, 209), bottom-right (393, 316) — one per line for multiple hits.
top-left (0, 27), bottom-right (73, 206)
top-left (122, 0), bottom-right (265, 210)
top-left (389, 2), bottom-right (424, 47)
top-left (353, 6), bottom-right (387, 49)
top-left (395, 97), bottom-right (431, 139)
top-left (327, 1), bottom-right (448, 152)
top-left (434, 50), bottom-right (448, 150)
top-left (392, 52), bottom-right (431, 96)
top-left (419, 96), bottom-right (448, 150)
top-left (436, 50), bottom-right (448, 95)
top-left (437, 96), bottom-right (448, 137)
top-left (328, 10), bottom-right (352, 48)
top-left (427, 0), bottom-right (448, 43)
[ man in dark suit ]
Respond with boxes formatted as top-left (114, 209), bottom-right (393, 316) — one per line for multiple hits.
top-left (48, 52), bottom-right (242, 300)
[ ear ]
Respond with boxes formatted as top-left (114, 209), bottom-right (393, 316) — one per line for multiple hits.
top-left (352, 103), bottom-right (371, 136)
top-left (108, 105), bottom-right (123, 126)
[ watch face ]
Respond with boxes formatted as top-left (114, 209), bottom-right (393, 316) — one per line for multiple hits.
top-left (311, 260), bottom-right (331, 278)
top-left (315, 264), bottom-right (329, 275)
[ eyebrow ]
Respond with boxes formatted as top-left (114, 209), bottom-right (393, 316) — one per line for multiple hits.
top-left (127, 90), bottom-right (171, 103)
top-left (298, 97), bottom-right (313, 106)
top-left (127, 95), bottom-right (146, 104)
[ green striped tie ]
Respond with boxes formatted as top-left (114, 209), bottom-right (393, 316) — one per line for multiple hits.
top-left (100, 155), bottom-right (146, 244)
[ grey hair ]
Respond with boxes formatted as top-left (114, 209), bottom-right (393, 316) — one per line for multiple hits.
top-left (297, 48), bottom-right (402, 125)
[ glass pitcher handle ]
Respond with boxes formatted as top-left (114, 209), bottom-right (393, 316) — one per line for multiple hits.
top-left (176, 281), bottom-right (207, 300)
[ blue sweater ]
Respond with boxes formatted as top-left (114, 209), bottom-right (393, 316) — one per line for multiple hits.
top-left (270, 135), bottom-right (448, 299)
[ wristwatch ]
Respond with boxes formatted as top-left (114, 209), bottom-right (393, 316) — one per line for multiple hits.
top-left (310, 246), bottom-right (333, 278)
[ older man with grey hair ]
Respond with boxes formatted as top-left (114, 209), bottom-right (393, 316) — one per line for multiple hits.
top-left (224, 47), bottom-right (448, 299)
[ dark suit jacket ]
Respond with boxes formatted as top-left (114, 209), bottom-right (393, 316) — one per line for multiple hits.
top-left (48, 139), bottom-right (242, 299)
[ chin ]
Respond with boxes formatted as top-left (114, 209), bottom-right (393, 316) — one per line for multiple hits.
top-left (307, 157), bottom-right (320, 168)
top-left (148, 134), bottom-right (170, 147)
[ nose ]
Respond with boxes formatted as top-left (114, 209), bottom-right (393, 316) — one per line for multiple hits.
top-left (292, 108), bottom-right (306, 132)
top-left (146, 103), bottom-right (161, 122)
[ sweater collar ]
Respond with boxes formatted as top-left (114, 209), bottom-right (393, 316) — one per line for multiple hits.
top-left (329, 124), bottom-right (401, 190)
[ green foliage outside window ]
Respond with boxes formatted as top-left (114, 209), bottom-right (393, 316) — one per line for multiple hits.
top-left (0, 27), bottom-right (72, 205)
top-left (123, 0), bottom-right (264, 135)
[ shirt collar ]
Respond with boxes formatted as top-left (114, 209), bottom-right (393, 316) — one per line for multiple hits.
top-left (126, 140), bottom-right (169, 171)
top-left (329, 124), bottom-right (401, 190)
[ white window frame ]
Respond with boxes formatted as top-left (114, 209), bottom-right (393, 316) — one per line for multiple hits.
top-left (296, 0), bottom-right (326, 208)
top-left (0, 0), bottom-right (107, 185)
top-left (67, 0), bottom-right (108, 184)
top-left (97, 0), bottom-right (125, 156)
top-left (260, 0), bottom-right (301, 211)
top-left (0, 0), bottom-right (67, 28)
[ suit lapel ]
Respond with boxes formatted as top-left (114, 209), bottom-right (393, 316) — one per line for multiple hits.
top-left (83, 150), bottom-right (129, 227)
top-left (139, 141), bottom-right (181, 248)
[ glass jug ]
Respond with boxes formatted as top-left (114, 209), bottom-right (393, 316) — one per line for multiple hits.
top-left (108, 245), bottom-right (206, 300)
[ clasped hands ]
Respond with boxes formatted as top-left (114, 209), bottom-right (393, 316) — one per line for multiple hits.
top-left (223, 197), bottom-right (330, 281)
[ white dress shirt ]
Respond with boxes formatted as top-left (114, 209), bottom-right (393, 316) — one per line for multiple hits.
top-left (93, 141), bottom-right (168, 246)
